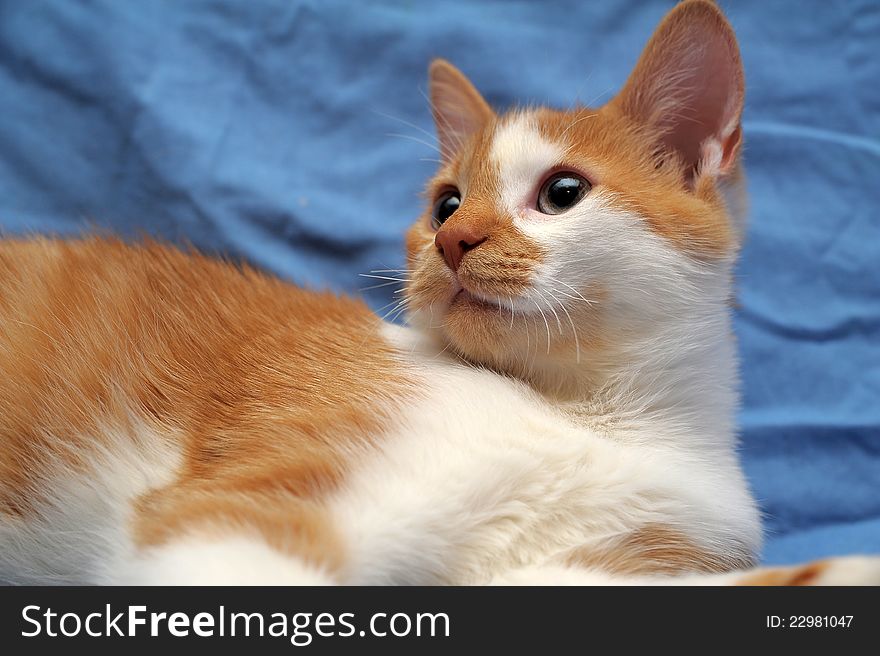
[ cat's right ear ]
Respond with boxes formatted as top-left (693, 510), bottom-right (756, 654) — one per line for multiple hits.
top-left (612, 0), bottom-right (744, 184)
top-left (429, 60), bottom-right (495, 162)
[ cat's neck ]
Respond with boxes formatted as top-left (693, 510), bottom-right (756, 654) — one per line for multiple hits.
top-left (523, 294), bottom-right (739, 455)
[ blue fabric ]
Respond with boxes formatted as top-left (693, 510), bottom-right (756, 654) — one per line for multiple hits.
top-left (0, 0), bottom-right (877, 565)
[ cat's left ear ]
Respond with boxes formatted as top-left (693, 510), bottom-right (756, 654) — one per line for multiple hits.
top-left (612, 0), bottom-right (744, 183)
top-left (429, 59), bottom-right (495, 162)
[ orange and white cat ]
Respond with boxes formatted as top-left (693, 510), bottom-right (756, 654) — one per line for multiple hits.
top-left (0, 0), bottom-right (877, 585)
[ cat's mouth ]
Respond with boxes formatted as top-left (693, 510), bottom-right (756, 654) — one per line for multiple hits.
top-left (447, 277), bottom-right (544, 319)
top-left (451, 286), bottom-right (506, 313)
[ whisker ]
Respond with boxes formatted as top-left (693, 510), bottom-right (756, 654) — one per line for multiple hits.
top-left (374, 297), bottom-right (406, 317)
top-left (387, 304), bottom-right (410, 324)
top-left (360, 280), bottom-right (404, 291)
top-left (547, 276), bottom-right (595, 306)
top-left (381, 298), bottom-right (411, 323)
top-left (551, 289), bottom-right (586, 303)
top-left (385, 133), bottom-right (442, 155)
top-left (587, 85), bottom-right (616, 107)
top-left (525, 314), bottom-right (531, 358)
top-left (372, 109), bottom-right (438, 144)
top-left (531, 299), bottom-right (552, 355)
top-left (528, 316), bottom-right (539, 376)
top-left (559, 112), bottom-right (598, 141)
top-left (358, 273), bottom-right (411, 282)
top-left (430, 335), bottom-right (454, 361)
top-left (548, 289), bottom-right (580, 364)
top-left (539, 292), bottom-right (564, 334)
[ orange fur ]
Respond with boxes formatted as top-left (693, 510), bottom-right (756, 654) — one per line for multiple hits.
top-left (0, 237), bottom-right (410, 570)
top-left (564, 524), bottom-right (754, 576)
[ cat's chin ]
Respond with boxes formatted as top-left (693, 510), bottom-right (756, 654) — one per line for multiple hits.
top-left (439, 288), bottom-right (538, 369)
top-left (437, 285), bottom-right (596, 381)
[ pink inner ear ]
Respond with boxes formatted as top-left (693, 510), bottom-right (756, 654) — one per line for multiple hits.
top-left (661, 42), bottom-right (743, 172)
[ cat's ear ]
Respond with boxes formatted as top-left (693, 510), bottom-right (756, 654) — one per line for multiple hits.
top-left (613, 0), bottom-right (744, 182)
top-left (429, 59), bottom-right (495, 162)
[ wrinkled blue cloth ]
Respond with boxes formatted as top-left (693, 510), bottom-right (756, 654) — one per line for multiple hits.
top-left (0, 0), bottom-right (877, 565)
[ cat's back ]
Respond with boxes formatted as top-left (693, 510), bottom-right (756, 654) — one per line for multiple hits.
top-left (0, 236), bottom-right (578, 584)
top-left (0, 236), bottom-right (404, 520)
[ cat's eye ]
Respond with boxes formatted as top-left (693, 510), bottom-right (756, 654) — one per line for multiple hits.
top-left (431, 190), bottom-right (461, 229)
top-left (537, 173), bottom-right (591, 215)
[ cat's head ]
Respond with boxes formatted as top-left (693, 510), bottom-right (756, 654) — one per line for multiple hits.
top-left (404, 0), bottom-right (745, 385)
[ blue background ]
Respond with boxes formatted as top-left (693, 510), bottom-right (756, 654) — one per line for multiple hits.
top-left (0, 0), bottom-right (877, 565)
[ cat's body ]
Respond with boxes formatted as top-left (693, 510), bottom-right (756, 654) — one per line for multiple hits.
top-left (0, 235), bottom-right (758, 584)
top-left (1, 0), bottom-right (877, 585)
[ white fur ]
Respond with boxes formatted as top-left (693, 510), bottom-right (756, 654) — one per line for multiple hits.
top-left (327, 323), bottom-right (759, 585)
top-left (491, 112), bottom-right (564, 217)
top-left (0, 420), bottom-right (181, 585)
top-left (111, 536), bottom-right (335, 585)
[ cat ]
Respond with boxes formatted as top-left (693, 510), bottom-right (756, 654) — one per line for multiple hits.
top-left (0, 0), bottom-right (877, 585)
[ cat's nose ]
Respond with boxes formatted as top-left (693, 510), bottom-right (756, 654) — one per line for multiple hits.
top-left (434, 224), bottom-right (488, 272)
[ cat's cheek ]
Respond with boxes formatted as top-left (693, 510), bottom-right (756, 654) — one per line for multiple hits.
top-left (404, 220), bottom-right (436, 268)
top-left (405, 260), bottom-right (457, 317)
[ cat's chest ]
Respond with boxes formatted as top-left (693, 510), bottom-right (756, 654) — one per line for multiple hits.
top-left (326, 350), bottom-right (673, 584)
top-left (328, 360), bottom-right (582, 582)
top-left (323, 326), bottom-right (756, 584)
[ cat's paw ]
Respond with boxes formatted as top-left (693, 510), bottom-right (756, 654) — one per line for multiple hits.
top-left (737, 556), bottom-right (880, 586)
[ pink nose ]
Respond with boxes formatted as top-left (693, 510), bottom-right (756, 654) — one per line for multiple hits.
top-left (434, 224), bottom-right (488, 272)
